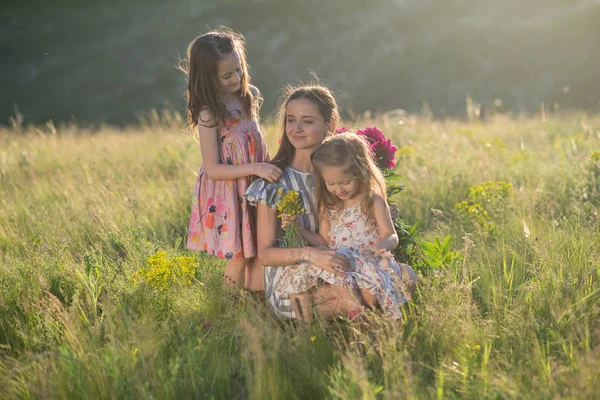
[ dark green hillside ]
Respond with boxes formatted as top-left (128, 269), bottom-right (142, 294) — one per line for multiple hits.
top-left (2, 0), bottom-right (599, 124)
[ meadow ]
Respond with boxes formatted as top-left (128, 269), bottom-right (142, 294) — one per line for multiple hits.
top-left (1, 109), bottom-right (599, 399)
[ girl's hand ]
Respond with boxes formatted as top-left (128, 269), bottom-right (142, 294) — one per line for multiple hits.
top-left (308, 247), bottom-right (351, 277)
top-left (280, 213), bottom-right (300, 230)
top-left (254, 163), bottom-right (282, 183)
top-left (361, 244), bottom-right (393, 258)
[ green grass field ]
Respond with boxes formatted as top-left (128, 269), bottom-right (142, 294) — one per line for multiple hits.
top-left (1, 111), bottom-right (599, 399)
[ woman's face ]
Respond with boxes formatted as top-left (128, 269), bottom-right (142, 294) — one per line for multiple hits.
top-left (285, 99), bottom-right (329, 151)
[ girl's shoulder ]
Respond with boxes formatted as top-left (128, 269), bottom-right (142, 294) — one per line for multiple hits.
top-left (371, 193), bottom-right (388, 210)
top-left (197, 107), bottom-right (218, 130)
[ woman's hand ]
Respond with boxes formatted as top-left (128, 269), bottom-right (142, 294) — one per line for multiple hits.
top-left (253, 163), bottom-right (282, 183)
top-left (307, 247), bottom-right (351, 277)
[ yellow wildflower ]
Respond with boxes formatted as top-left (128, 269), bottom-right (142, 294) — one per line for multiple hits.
top-left (276, 189), bottom-right (305, 218)
top-left (132, 251), bottom-right (197, 291)
top-left (275, 189), bottom-right (307, 248)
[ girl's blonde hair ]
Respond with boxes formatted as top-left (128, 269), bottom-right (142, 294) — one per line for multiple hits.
top-left (179, 27), bottom-right (261, 128)
top-left (310, 132), bottom-right (388, 221)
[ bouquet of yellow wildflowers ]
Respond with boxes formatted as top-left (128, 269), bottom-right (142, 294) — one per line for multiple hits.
top-left (275, 188), bottom-right (307, 248)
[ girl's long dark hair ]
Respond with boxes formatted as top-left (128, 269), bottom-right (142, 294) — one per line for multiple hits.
top-left (179, 27), bottom-right (261, 128)
top-left (270, 85), bottom-right (340, 170)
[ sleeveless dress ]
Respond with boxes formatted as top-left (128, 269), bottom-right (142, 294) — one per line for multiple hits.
top-left (187, 116), bottom-right (269, 259)
top-left (245, 168), bottom-right (318, 319)
top-left (275, 201), bottom-right (417, 320)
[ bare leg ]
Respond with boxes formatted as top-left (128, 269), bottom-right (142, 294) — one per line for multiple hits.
top-left (311, 284), bottom-right (363, 320)
top-left (290, 290), bottom-right (342, 322)
top-left (291, 286), bottom-right (350, 323)
top-left (244, 257), bottom-right (264, 291)
top-left (224, 258), bottom-right (249, 288)
top-left (290, 293), bottom-right (312, 323)
top-left (312, 298), bottom-right (344, 320)
top-left (359, 288), bottom-right (379, 309)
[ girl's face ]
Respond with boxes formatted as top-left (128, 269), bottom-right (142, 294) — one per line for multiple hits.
top-left (217, 50), bottom-right (243, 95)
top-left (320, 165), bottom-right (361, 201)
top-left (285, 99), bottom-right (329, 151)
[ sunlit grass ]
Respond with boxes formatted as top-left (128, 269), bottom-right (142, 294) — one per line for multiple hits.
top-left (1, 111), bottom-right (599, 398)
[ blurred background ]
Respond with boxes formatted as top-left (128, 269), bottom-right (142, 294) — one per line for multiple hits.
top-left (2, 0), bottom-right (599, 125)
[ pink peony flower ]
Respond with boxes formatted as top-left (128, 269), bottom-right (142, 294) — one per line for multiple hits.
top-left (357, 126), bottom-right (385, 146)
top-left (356, 126), bottom-right (397, 169)
top-left (370, 138), bottom-right (397, 169)
top-left (335, 126), bottom-right (349, 134)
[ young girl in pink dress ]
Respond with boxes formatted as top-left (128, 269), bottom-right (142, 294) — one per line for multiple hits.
top-left (181, 28), bottom-right (281, 288)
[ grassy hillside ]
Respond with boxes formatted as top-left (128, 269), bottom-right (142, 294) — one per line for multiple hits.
top-left (1, 111), bottom-right (599, 398)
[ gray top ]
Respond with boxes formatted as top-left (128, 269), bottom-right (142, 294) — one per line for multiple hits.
top-left (245, 167), bottom-right (318, 319)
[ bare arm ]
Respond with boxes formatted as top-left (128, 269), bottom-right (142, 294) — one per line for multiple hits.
top-left (299, 226), bottom-right (328, 248)
top-left (368, 195), bottom-right (399, 254)
top-left (315, 208), bottom-right (331, 246)
top-left (198, 109), bottom-right (281, 182)
top-left (257, 203), bottom-right (310, 266)
top-left (280, 209), bottom-right (328, 248)
top-left (257, 203), bottom-right (349, 274)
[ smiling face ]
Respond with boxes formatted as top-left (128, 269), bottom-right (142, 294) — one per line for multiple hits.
top-left (320, 165), bottom-right (362, 201)
top-left (216, 50), bottom-right (243, 94)
top-left (285, 98), bottom-right (330, 152)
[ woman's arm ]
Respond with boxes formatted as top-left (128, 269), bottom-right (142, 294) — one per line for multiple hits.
top-left (198, 109), bottom-right (281, 182)
top-left (367, 195), bottom-right (399, 254)
top-left (256, 204), bottom-right (349, 275)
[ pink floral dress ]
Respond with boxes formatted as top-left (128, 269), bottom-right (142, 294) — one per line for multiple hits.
top-left (275, 201), bottom-right (417, 319)
top-left (187, 117), bottom-right (268, 259)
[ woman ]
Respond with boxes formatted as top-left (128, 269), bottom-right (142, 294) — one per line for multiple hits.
top-left (246, 85), bottom-right (360, 320)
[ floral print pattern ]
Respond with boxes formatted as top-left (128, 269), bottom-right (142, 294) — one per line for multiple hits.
top-left (187, 117), bottom-right (268, 259)
top-left (275, 201), bottom-right (417, 319)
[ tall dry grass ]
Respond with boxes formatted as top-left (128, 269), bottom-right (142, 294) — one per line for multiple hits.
top-left (1, 110), bottom-right (599, 398)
